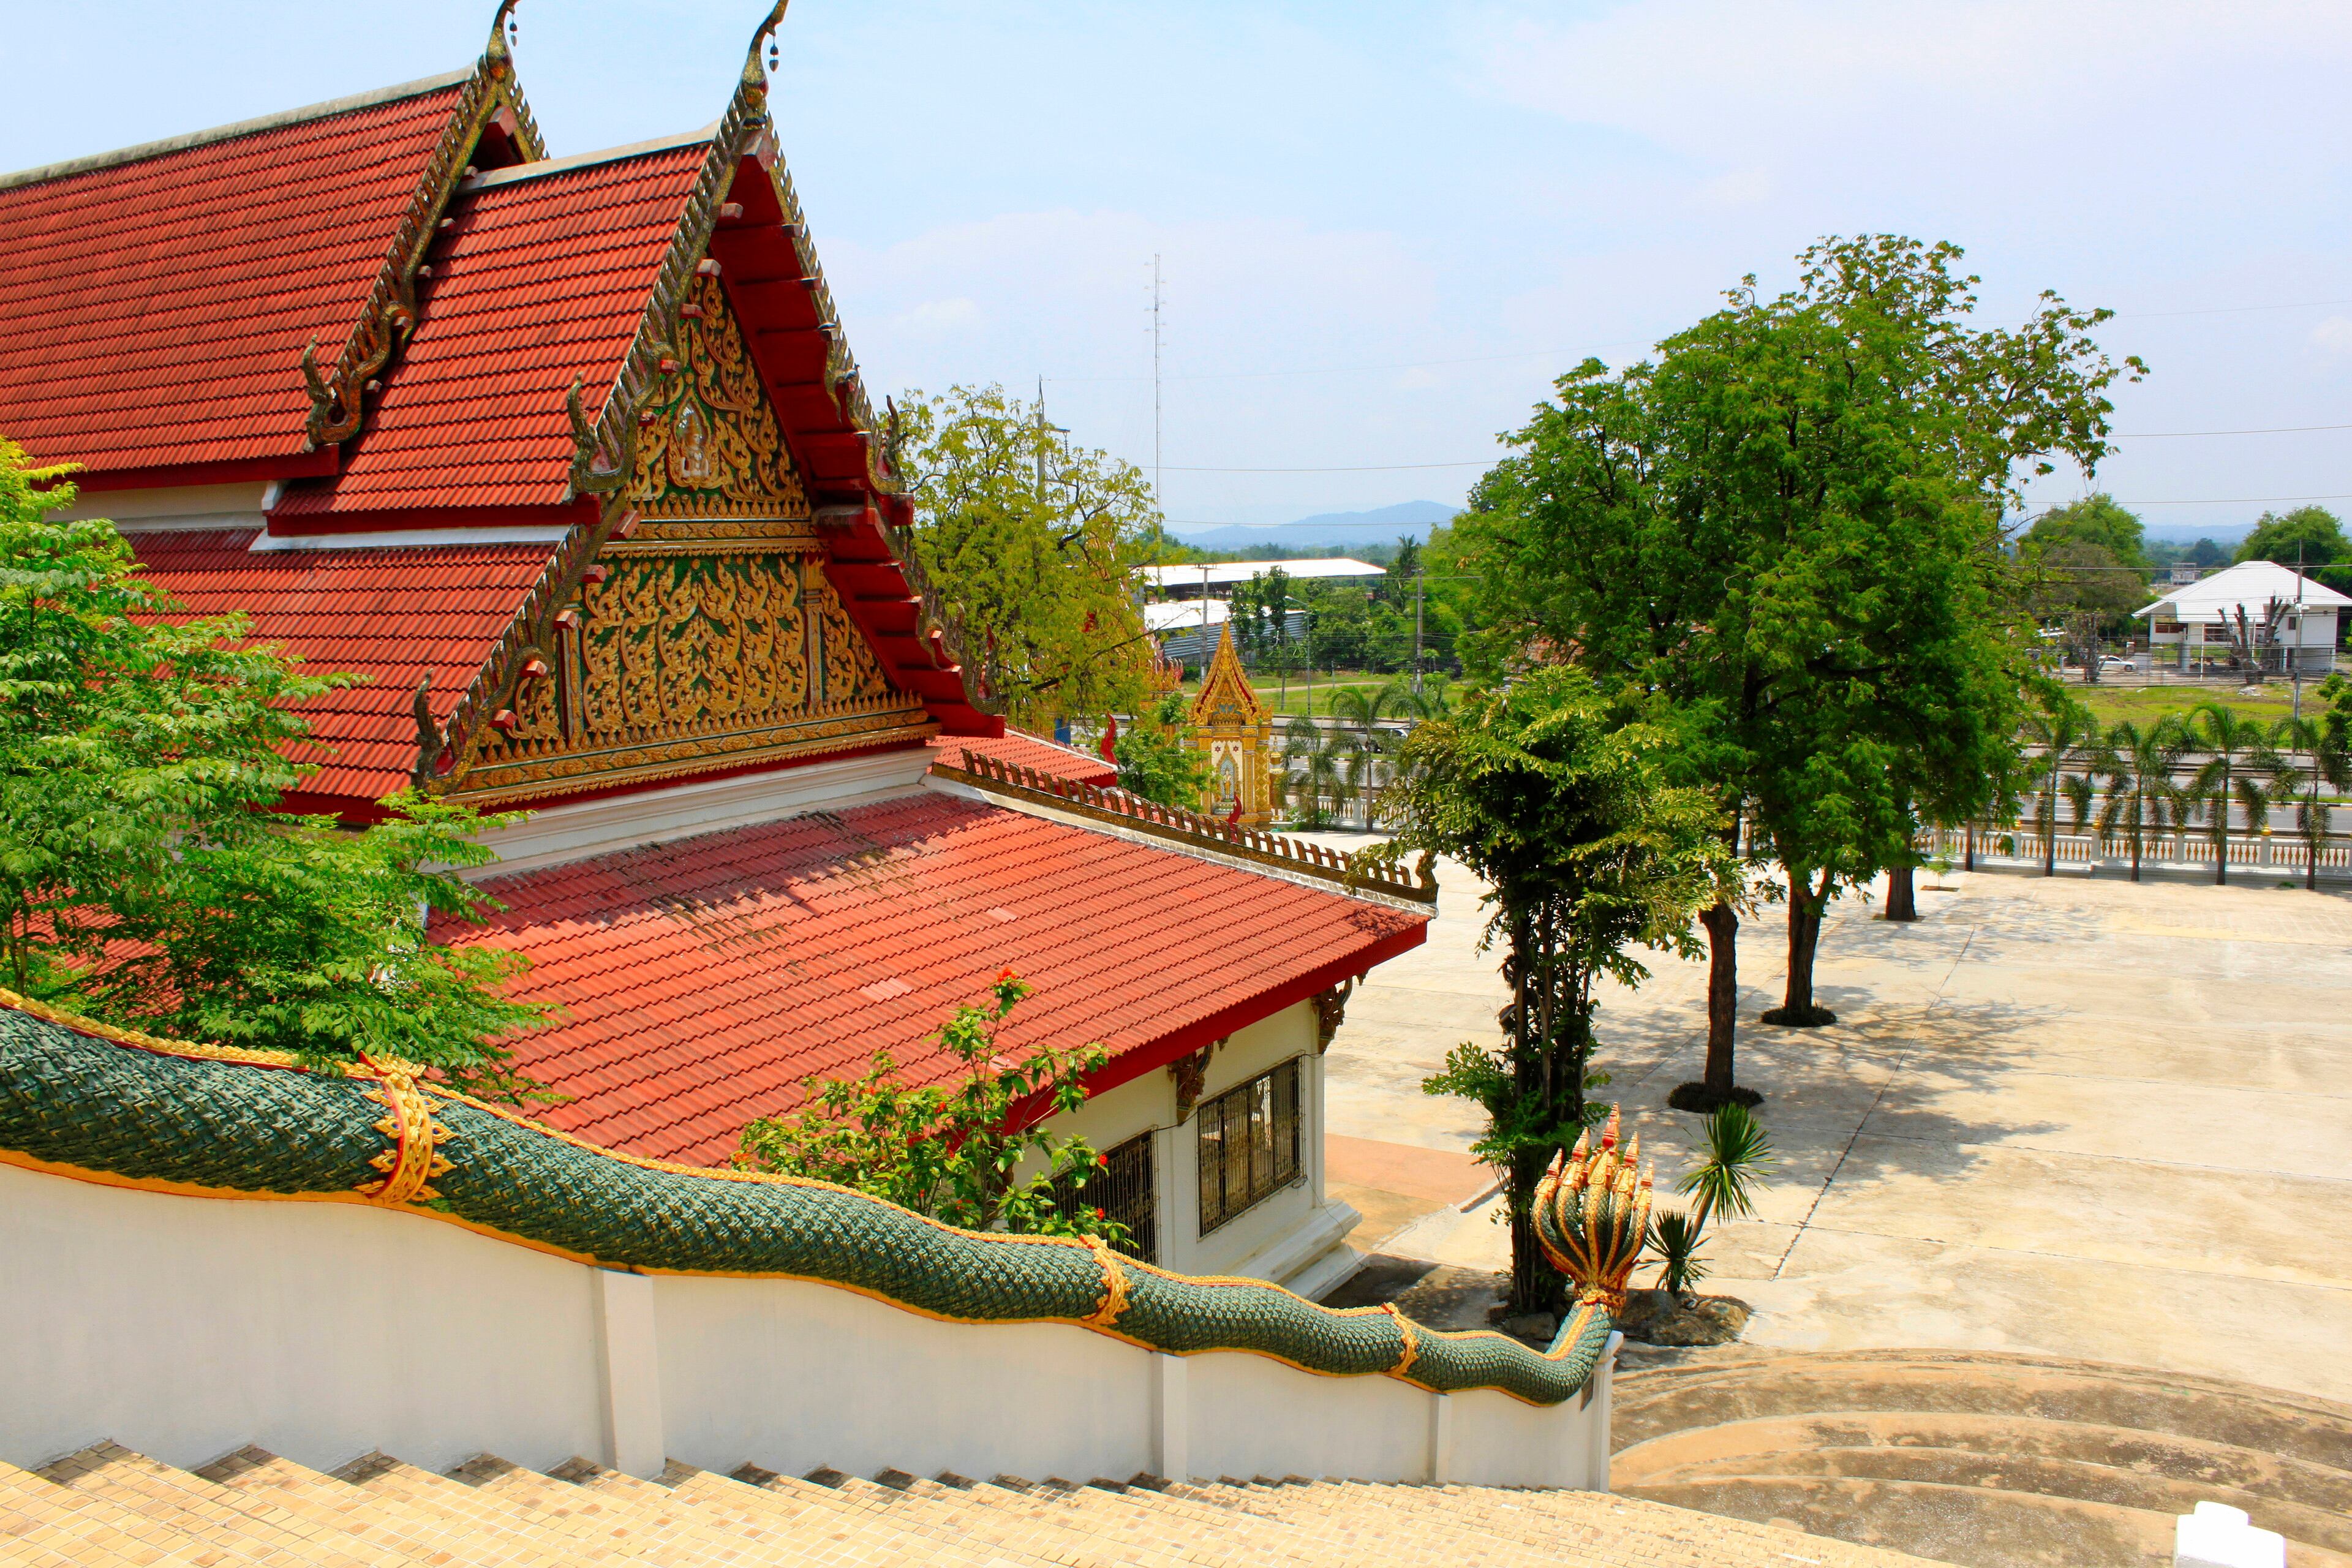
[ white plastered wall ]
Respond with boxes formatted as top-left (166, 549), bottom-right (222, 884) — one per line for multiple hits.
top-left (0, 1161), bottom-right (1612, 1488)
top-left (1016, 999), bottom-right (1359, 1289)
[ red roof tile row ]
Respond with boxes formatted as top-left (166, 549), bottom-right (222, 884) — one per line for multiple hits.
top-left (929, 731), bottom-right (1116, 788)
top-left (0, 82), bottom-right (465, 477)
top-left (129, 528), bottom-right (558, 802)
top-left (447, 791), bottom-right (1425, 1166)
top-left (276, 144), bottom-right (705, 517)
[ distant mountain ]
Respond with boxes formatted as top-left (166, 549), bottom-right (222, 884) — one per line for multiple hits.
top-left (1170, 500), bottom-right (1459, 553)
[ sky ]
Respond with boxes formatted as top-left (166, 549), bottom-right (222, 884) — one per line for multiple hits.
top-left (10, 1), bottom-right (2352, 537)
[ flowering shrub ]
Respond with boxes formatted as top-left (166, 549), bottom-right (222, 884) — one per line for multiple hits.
top-left (735, 972), bottom-right (1129, 1243)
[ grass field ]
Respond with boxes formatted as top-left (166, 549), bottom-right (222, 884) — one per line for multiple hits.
top-left (2070, 680), bottom-right (2318, 731)
top-left (1169, 668), bottom-right (2333, 729)
top-left (1169, 671), bottom-right (1395, 717)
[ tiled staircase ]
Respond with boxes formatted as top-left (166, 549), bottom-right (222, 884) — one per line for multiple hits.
top-left (1611, 1349), bottom-right (2352, 1568)
top-left (0, 1438), bottom-right (1938, 1568)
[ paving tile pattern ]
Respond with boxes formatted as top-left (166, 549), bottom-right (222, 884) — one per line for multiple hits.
top-left (0, 1440), bottom-right (1937, 1568)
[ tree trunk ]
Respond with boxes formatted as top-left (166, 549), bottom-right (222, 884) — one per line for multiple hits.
top-left (1964, 822), bottom-right (1975, 872)
top-left (1885, 863), bottom-right (1918, 921)
top-left (2043, 789), bottom-right (2057, 876)
top-left (1506, 1159), bottom-right (1564, 1315)
top-left (1764, 872), bottom-right (1835, 1027)
top-left (1699, 900), bottom-right (1738, 1093)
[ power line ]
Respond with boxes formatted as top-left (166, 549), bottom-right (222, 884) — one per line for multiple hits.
top-left (2112, 421), bottom-right (2352, 439)
top-left (1159, 459), bottom-right (1495, 473)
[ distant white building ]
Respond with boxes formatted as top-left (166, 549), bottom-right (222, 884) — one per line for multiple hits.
top-left (1146, 600), bottom-right (1306, 668)
top-left (2135, 560), bottom-right (2349, 673)
top-left (1139, 559), bottom-right (1386, 600)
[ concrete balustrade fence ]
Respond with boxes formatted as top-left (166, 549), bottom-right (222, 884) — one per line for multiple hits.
top-left (0, 1163), bottom-right (1617, 1490)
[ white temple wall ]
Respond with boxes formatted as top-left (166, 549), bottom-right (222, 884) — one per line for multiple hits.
top-left (0, 1162), bottom-right (1612, 1489)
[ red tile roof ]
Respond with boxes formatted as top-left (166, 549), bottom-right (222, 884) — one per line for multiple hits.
top-left (447, 791), bottom-right (1426, 1165)
top-left (129, 528), bottom-right (559, 803)
top-left (930, 731), bottom-right (1116, 788)
top-left (0, 79), bottom-right (465, 478)
top-left (275, 143), bottom-right (705, 519)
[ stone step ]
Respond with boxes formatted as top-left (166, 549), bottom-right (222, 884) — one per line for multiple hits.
top-left (1616, 1411), bottom-right (2352, 1536)
top-left (730, 1464), bottom-right (1065, 1568)
top-left (190, 1449), bottom-right (477, 1568)
top-left (1613, 1351), bottom-right (2352, 1473)
top-left (331, 1452), bottom-right (657, 1568)
top-left (38, 1444), bottom-right (390, 1568)
top-left (1626, 1473), bottom-right (2184, 1568)
top-left (0, 1455), bottom-right (250, 1568)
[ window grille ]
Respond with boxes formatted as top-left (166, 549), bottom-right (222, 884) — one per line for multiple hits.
top-left (1197, 1059), bottom-right (1303, 1235)
top-left (1048, 1131), bottom-right (1156, 1262)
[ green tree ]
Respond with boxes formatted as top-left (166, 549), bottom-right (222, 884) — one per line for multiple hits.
top-left (2235, 505), bottom-right (2350, 587)
top-left (1373, 668), bottom-right (1727, 1313)
top-left (2185, 537), bottom-right (2227, 568)
top-left (2023, 493), bottom-right (2150, 571)
top-left (892, 385), bottom-right (1167, 729)
top-left (2094, 718), bottom-right (2189, 883)
top-left (1456, 235), bottom-right (2127, 1057)
top-left (2024, 538), bottom-right (2153, 682)
top-left (736, 972), bottom-right (1128, 1243)
top-left (1112, 691), bottom-right (1212, 810)
top-left (2181, 702), bottom-right (2284, 886)
top-left (0, 440), bottom-right (552, 1095)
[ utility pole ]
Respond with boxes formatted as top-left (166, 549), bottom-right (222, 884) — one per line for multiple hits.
top-left (2294, 538), bottom-right (2307, 722)
top-left (1412, 564), bottom-right (1425, 695)
top-left (1200, 564), bottom-right (1211, 684)
top-left (1033, 375), bottom-right (1065, 504)
top-left (1150, 255), bottom-right (1164, 545)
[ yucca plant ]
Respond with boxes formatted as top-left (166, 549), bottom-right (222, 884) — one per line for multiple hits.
top-left (1645, 1103), bottom-right (1774, 1303)
top-left (1648, 1210), bottom-right (1709, 1298)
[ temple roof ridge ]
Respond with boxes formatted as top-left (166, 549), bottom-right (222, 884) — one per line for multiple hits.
top-left (0, 69), bottom-right (478, 192)
top-left (466, 124), bottom-right (718, 189)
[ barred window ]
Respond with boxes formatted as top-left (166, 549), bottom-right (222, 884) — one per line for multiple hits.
top-left (1197, 1060), bottom-right (1303, 1235)
top-left (1047, 1131), bottom-right (1156, 1263)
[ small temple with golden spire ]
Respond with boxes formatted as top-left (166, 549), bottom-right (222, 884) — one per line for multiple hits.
top-left (1188, 625), bottom-right (1278, 826)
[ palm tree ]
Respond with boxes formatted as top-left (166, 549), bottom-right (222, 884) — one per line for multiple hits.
top-left (2271, 714), bottom-right (2351, 891)
top-left (2181, 702), bottom-right (2284, 886)
top-left (1327, 682), bottom-right (1419, 828)
top-left (2021, 698), bottom-right (2098, 876)
top-left (2094, 718), bottom-right (2188, 883)
top-left (1282, 715), bottom-right (1358, 829)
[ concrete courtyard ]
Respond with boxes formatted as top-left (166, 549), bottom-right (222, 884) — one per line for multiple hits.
top-left (1316, 844), bottom-right (2352, 1405)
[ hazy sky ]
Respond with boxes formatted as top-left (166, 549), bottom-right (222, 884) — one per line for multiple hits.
top-left (11, 2), bottom-right (2352, 534)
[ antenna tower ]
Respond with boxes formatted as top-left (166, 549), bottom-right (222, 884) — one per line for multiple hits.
top-left (1151, 254), bottom-right (1164, 543)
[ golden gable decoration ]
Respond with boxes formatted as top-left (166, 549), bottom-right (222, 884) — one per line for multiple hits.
top-left (1188, 624), bottom-right (1278, 827)
top-left (450, 549), bottom-right (930, 806)
top-left (625, 273), bottom-right (807, 519)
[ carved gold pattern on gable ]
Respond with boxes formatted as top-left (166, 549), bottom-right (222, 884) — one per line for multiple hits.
top-left (453, 550), bottom-right (930, 805)
top-left (627, 274), bottom-right (809, 520)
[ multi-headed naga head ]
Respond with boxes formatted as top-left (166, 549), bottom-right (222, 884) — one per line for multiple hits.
top-left (1531, 1109), bottom-right (1653, 1312)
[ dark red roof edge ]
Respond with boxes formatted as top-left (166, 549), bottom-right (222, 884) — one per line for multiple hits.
top-left (59, 451), bottom-right (339, 494)
top-left (1069, 920), bottom-right (1426, 1117)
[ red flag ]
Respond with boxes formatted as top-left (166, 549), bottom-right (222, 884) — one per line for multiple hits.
top-left (1099, 713), bottom-right (1118, 763)
top-left (1226, 797), bottom-right (1242, 826)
